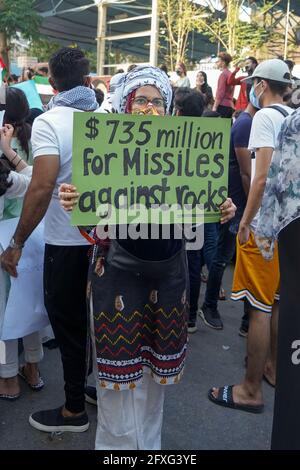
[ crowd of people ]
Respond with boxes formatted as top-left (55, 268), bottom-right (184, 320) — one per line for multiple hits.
top-left (0, 46), bottom-right (299, 450)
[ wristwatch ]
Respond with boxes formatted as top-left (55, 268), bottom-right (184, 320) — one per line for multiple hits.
top-left (9, 237), bottom-right (24, 249)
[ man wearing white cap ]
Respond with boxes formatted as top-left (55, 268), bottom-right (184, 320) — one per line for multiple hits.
top-left (208, 59), bottom-right (293, 413)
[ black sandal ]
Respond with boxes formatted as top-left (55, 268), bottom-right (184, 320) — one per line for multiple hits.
top-left (208, 385), bottom-right (264, 414)
top-left (18, 365), bottom-right (44, 391)
top-left (0, 392), bottom-right (20, 401)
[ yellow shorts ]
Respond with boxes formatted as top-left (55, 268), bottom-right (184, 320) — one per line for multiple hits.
top-left (231, 230), bottom-right (279, 313)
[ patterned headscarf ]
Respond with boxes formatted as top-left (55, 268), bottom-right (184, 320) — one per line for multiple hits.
top-left (112, 65), bottom-right (172, 114)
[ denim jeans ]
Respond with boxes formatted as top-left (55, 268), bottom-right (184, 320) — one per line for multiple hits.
top-left (203, 223), bottom-right (219, 271)
top-left (187, 223), bottom-right (219, 324)
top-left (203, 222), bottom-right (236, 311)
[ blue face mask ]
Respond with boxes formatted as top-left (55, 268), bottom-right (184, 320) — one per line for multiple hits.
top-left (249, 83), bottom-right (262, 109)
top-left (249, 85), bottom-right (260, 109)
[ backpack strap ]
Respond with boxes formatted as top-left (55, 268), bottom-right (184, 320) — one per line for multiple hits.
top-left (265, 105), bottom-right (289, 118)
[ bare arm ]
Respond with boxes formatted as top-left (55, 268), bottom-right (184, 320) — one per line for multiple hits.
top-left (14, 155), bottom-right (59, 245)
top-left (0, 124), bottom-right (27, 172)
top-left (235, 147), bottom-right (252, 197)
top-left (0, 155), bottom-right (59, 277)
top-left (238, 147), bottom-right (273, 243)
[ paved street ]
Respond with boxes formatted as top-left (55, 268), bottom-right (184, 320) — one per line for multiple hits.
top-left (0, 266), bottom-right (274, 450)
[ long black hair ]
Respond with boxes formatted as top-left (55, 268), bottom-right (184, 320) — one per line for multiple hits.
top-left (198, 71), bottom-right (209, 93)
top-left (3, 87), bottom-right (31, 159)
top-left (0, 159), bottom-right (12, 197)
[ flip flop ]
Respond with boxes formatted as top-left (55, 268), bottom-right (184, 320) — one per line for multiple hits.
top-left (0, 393), bottom-right (20, 401)
top-left (18, 365), bottom-right (44, 391)
top-left (263, 374), bottom-right (275, 388)
top-left (208, 385), bottom-right (264, 414)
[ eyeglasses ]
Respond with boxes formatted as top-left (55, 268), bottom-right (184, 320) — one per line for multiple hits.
top-left (132, 96), bottom-right (165, 109)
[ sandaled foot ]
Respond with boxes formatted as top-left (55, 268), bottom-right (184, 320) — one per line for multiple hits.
top-left (19, 364), bottom-right (44, 391)
top-left (263, 371), bottom-right (275, 387)
top-left (0, 377), bottom-right (20, 400)
top-left (208, 384), bottom-right (264, 414)
top-left (263, 362), bottom-right (276, 387)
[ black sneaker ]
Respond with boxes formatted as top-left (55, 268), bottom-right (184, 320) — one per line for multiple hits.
top-left (240, 304), bottom-right (249, 337)
top-left (29, 406), bottom-right (89, 433)
top-left (85, 385), bottom-right (97, 406)
top-left (239, 324), bottom-right (248, 338)
top-left (199, 305), bottom-right (223, 330)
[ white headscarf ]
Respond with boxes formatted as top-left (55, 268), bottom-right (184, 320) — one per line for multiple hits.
top-left (112, 65), bottom-right (172, 114)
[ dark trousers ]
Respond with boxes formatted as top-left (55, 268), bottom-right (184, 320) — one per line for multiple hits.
top-left (187, 223), bottom-right (219, 324)
top-left (217, 105), bottom-right (234, 118)
top-left (44, 244), bottom-right (90, 413)
top-left (203, 222), bottom-right (236, 311)
top-left (271, 218), bottom-right (300, 449)
top-left (203, 223), bottom-right (219, 271)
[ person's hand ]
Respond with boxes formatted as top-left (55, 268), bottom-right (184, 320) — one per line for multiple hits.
top-left (0, 124), bottom-right (14, 153)
top-left (58, 183), bottom-right (80, 212)
top-left (234, 59), bottom-right (245, 69)
top-left (238, 222), bottom-right (250, 245)
top-left (219, 198), bottom-right (236, 224)
top-left (0, 247), bottom-right (22, 278)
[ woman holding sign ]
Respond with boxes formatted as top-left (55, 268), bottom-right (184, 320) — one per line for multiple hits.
top-left (59, 65), bottom-right (236, 450)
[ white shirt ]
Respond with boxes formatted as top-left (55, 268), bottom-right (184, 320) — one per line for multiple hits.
top-left (248, 104), bottom-right (293, 229)
top-left (0, 166), bottom-right (32, 220)
top-left (32, 106), bottom-right (100, 246)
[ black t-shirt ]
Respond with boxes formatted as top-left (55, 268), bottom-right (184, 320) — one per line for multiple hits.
top-left (228, 111), bottom-right (252, 220)
top-left (117, 226), bottom-right (183, 261)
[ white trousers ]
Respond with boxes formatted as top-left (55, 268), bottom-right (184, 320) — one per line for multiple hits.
top-left (0, 332), bottom-right (43, 378)
top-left (90, 298), bottom-right (165, 450)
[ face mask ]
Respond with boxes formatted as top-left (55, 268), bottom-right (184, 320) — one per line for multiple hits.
top-left (132, 106), bottom-right (160, 116)
top-left (249, 82), bottom-right (263, 109)
top-left (176, 69), bottom-right (182, 76)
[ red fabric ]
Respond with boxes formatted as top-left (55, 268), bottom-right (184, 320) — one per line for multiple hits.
top-left (0, 57), bottom-right (7, 69)
top-left (125, 90), bottom-right (136, 114)
top-left (227, 67), bottom-right (248, 111)
top-left (215, 69), bottom-right (234, 108)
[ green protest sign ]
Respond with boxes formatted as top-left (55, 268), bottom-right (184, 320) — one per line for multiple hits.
top-left (71, 113), bottom-right (231, 226)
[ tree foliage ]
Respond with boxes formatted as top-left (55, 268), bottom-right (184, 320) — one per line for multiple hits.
top-left (159, 0), bottom-right (202, 69)
top-left (0, 0), bottom-right (41, 67)
top-left (27, 39), bottom-right (98, 72)
top-left (0, 0), bottom-right (41, 41)
top-left (159, 0), bottom-right (284, 68)
top-left (196, 0), bottom-right (273, 59)
top-left (27, 39), bottom-right (61, 63)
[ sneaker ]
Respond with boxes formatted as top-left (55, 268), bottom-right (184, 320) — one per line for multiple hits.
top-left (239, 325), bottom-right (248, 338)
top-left (199, 305), bottom-right (223, 330)
top-left (85, 385), bottom-right (97, 406)
top-left (29, 406), bottom-right (89, 433)
top-left (187, 322), bottom-right (198, 334)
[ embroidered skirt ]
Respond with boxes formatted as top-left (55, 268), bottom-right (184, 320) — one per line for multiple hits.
top-left (88, 240), bottom-right (189, 391)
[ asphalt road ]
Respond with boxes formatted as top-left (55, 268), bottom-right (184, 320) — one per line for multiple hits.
top-left (0, 266), bottom-right (274, 450)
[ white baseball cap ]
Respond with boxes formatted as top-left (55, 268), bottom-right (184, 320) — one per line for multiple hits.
top-left (242, 59), bottom-right (292, 84)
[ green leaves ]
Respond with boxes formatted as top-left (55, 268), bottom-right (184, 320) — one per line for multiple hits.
top-left (0, 0), bottom-right (41, 41)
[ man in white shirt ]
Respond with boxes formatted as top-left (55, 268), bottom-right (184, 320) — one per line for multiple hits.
top-left (1, 47), bottom-right (99, 432)
top-left (208, 59), bottom-right (293, 413)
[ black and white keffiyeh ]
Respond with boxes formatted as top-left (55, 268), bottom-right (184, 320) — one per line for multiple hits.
top-left (112, 65), bottom-right (172, 114)
top-left (49, 86), bottom-right (98, 111)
